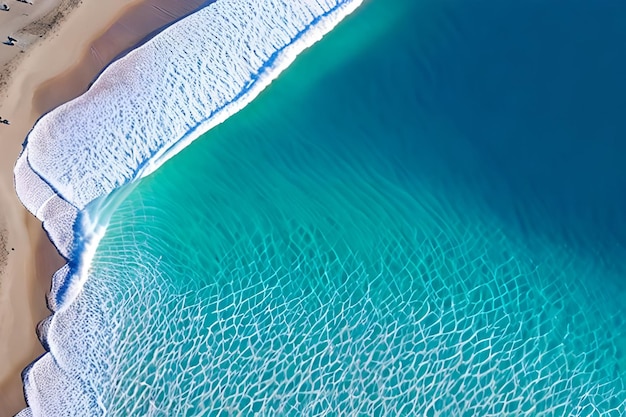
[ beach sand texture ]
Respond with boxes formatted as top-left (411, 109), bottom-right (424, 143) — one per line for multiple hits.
top-left (0, 1), bottom-right (204, 414)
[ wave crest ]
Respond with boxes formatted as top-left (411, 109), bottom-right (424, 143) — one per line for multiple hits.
top-left (14, 0), bottom-right (362, 415)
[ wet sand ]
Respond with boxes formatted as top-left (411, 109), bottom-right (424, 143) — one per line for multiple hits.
top-left (0, 0), bottom-right (205, 415)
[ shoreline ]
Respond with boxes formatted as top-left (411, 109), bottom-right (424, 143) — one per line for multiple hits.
top-left (32, 0), bottom-right (207, 116)
top-left (0, 1), bottom-right (205, 415)
top-left (5, 0), bottom-right (363, 413)
top-left (13, 0), bottom-right (366, 412)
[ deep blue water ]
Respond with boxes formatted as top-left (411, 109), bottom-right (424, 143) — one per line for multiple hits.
top-left (420, 0), bottom-right (626, 260)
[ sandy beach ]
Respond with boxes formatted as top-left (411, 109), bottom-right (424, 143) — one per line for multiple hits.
top-left (0, 0), bottom-right (204, 414)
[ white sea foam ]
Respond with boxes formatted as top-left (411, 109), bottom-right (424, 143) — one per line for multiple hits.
top-left (17, 0), bottom-right (361, 308)
top-left (14, 0), bottom-right (362, 415)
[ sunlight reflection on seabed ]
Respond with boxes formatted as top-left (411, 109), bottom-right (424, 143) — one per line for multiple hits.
top-left (85, 162), bottom-right (626, 414)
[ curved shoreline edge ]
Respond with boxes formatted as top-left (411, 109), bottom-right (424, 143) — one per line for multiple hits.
top-left (14, 0), bottom-right (362, 414)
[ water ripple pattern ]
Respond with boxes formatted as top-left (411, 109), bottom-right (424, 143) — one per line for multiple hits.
top-left (14, 0), bottom-right (362, 415)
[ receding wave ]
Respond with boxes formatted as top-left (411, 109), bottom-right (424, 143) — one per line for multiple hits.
top-left (16, 0), bottom-right (361, 307)
top-left (14, 0), bottom-right (362, 415)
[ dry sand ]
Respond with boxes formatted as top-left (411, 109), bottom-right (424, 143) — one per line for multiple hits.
top-left (0, 0), bottom-right (205, 415)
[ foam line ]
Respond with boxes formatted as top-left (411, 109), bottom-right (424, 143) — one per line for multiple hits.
top-left (16, 0), bottom-right (362, 308)
top-left (14, 0), bottom-right (363, 415)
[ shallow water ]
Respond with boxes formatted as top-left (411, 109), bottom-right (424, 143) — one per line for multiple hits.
top-left (24, 0), bottom-right (626, 414)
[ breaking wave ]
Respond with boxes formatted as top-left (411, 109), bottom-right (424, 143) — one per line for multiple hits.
top-left (14, 0), bottom-right (362, 415)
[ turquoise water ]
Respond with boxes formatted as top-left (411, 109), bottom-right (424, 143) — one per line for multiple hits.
top-left (72, 0), bottom-right (626, 414)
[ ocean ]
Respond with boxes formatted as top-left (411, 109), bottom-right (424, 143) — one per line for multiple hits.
top-left (16, 0), bottom-right (626, 415)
